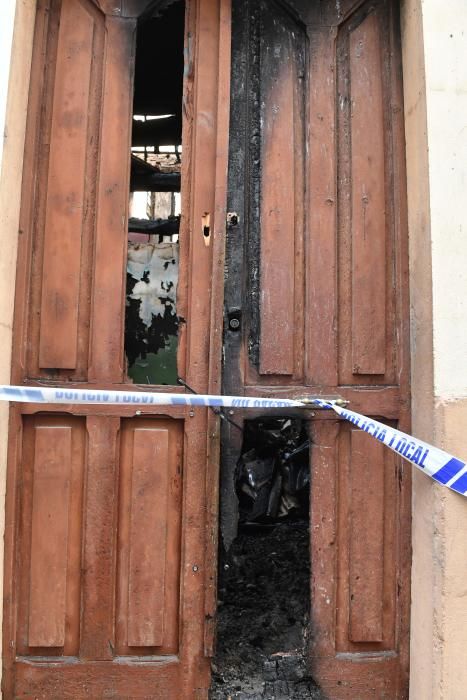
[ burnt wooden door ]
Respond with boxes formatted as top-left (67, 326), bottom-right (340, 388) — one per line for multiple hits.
top-left (3, 0), bottom-right (230, 697)
top-left (222, 0), bottom-right (411, 697)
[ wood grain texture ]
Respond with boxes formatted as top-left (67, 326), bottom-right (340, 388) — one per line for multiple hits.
top-left (116, 418), bottom-right (182, 655)
top-left (259, 23), bottom-right (295, 375)
top-left (204, 0), bottom-right (232, 657)
top-left (17, 0), bottom-right (104, 382)
top-left (16, 658), bottom-right (181, 699)
top-left (307, 5), bottom-right (410, 694)
top-left (38, 0), bottom-right (93, 369)
top-left (128, 428), bottom-right (169, 647)
top-left (16, 415), bottom-right (85, 657)
top-left (349, 429), bottom-right (385, 642)
top-left (307, 25), bottom-right (338, 386)
top-left (7, 0), bottom-right (411, 697)
top-left (334, 420), bottom-right (398, 655)
top-left (28, 426), bottom-right (72, 646)
top-left (310, 420), bottom-right (339, 657)
top-left (336, 1), bottom-right (399, 386)
top-left (224, 0), bottom-right (305, 388)
top-left (308, 654), bottom-right (404, 700)
top-left (175, 4), bottom-right (222, 694)
top-left (8, 0), bottom-right (221, 695)
top-left (350, 11), bottom-right (387, 375)
top-left (89, 15), bottom-right (134, 382)
top-left (80, 416), bottom-right (120, 660)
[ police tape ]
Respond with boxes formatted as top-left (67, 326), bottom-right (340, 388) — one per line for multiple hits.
top-left (0, 385), bottom-right (307, 409)
top-left (0, 385), bottom-right (466, 497)
top-left (313, 399), bottom-right (467, 497)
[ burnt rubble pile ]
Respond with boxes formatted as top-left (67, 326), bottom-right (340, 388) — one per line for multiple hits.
top-left (210, 419), bottom-right (325, 700)
top-left (210, 522), bottom-right (324, 700)
top-left (235, 418), bottom-right (310, 524)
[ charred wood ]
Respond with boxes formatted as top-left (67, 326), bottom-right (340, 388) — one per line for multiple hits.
top-left (130, 172), bottom-right (181, 192)
top-left (128, 216), bottom-right (180, 235)
top-left (131, 115), bottom-right (182, 147)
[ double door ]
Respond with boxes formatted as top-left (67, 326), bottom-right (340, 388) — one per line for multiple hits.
top-left (4, 0), bottom-right (410, 698)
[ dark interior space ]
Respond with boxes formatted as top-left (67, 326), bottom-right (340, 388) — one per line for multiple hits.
top-left (211, 418), bottom-right (325, 700)
top-left (132, 1), bottom-right (184, 135)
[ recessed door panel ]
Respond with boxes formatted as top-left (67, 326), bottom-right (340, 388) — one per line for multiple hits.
top-left (116, 419), bottom-right (182, 654)
top-left (16, 415), bottom-right (85, 657)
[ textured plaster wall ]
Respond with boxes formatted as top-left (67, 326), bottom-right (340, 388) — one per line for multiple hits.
top-left (423, 2), bottom-right (467, 400)
top-left (400, 1), bottom-right (435, 696)
top-left (0, 0), bottom-right (37, 677)
top-left (0, 2), bottom-right (17, 174)
top-left (401, 0), bottom-right (467, 698)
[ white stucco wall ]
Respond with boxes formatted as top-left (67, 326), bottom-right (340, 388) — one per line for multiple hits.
top-left (423, 0), bottom-right (467, 399)
top-left (424, 3), bottom-right (467, 696)
top-left (0, 1), bottom-right (18, 174)
top-left (403, 1), bottom-right (467, 698)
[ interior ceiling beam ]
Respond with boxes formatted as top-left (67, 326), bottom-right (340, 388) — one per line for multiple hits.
top-left (129, 217), bottom-right (180, 234)
top-left (130, 156), bottom-right (180, 191)
top-left (130, 172), bottom-right (181, 192)
top-left (90, 0), bottom-right (179, 19)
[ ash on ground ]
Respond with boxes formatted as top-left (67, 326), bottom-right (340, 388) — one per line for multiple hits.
top-left (210, 521), bottom-right (325, 700)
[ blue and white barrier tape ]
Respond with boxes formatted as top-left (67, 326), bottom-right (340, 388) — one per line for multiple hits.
top-left (314, 399), bottom-right (467, 497)
top-left (0, 385), bottom-right (465, 497)
top-left (0, 385), bottom-right (305, 409)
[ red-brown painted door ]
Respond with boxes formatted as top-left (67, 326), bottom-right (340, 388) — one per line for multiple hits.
top-left (222, 0), bottom-right (411, 697)
top-left (3, 0), bottom-right (229, 697)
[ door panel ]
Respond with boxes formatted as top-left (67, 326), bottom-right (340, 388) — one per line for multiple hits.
top-left (88, 12), bottom-right (135, 383)
top-left (258, 5), bottom-right (305, 378)
top-left (348, 430), bottom-right (386, 643)
top-left (5, 0), bottom-right (229, 697)
top-left (334, 423), bottom-right (398, 653)
top-left (336, 2), bottom-right (401, 386)
top-left (16, 415), bottom-right (85, 657)
top-left (116, 418), bottom-right (182, 655)
top-left (347, 12), bottom-right (387, 376)
top-left (38, 0), bottom-right (95, 371)
top-left (224, 0), bottom-right (410, 697)
top-left (26, 0), bottom-right (106, 381)
top-left (225, 0), bottom-right (306, 390)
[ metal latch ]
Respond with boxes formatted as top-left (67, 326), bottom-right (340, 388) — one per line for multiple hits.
top-left (297, 395), bottom-right (349, 408)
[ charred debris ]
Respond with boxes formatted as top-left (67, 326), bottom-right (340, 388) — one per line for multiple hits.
top-left (236, 418), bottom-right (310, 523)
top-left (211, 418), bottom-right (325, 700)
